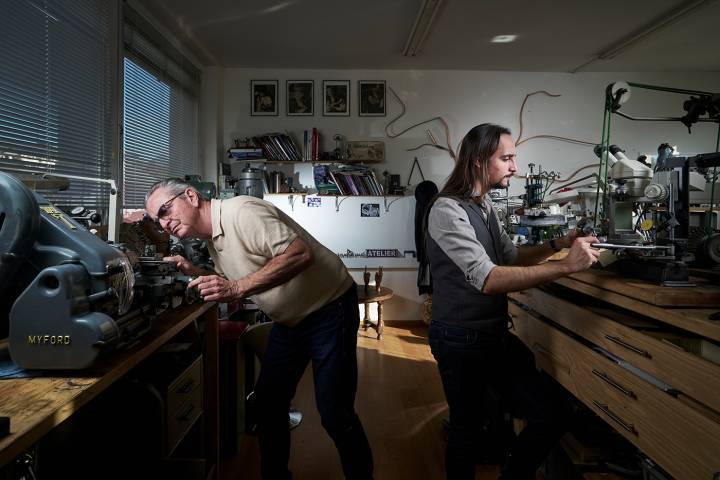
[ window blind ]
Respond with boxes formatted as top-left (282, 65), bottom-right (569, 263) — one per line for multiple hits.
top-left (0, 0), bottom-right (115, 209)
top-left (122, 23), bottom-right (199, 208)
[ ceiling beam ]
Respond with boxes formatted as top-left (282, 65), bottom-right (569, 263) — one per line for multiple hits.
top-left (571, 0), bottom-right (716, 73)
top-left (402, 0), bottom-right (444, 56)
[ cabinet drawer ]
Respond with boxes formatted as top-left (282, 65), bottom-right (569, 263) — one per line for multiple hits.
top-left (510, 288), bottom-right (720, 413)
top-left (167, 355), bottom-right (203, 418)
top-left (167, 383), bottom-right (203, 454)
top-left (509, 304), bottom-right (583, 398)
top-left (509, 304), bottom-right (720, 480)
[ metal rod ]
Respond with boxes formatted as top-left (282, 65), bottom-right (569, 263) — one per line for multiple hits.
top-left (547, 173), bottom-right (598, 195)
top-left (627, 81), bottom-right (714, 96)
top-left (592, 401), bottom-right (637, 434)
top-left (591, 243), bottom-right (670, 250)
top-left (613, 110), bottom-right (717, 123)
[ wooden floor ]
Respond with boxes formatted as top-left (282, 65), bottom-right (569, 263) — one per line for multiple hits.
top-left (221, 322), bottom-right (500, 479)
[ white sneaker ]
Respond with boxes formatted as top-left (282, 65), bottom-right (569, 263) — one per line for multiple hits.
top-left (288, 410), bottom-right (303, 430)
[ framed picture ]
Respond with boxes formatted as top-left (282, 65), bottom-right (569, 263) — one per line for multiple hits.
top-left (359, 81), bottom-right (386, 116)
top-left (346, 141), bottom-right (385, 162)
top-left (251, 80), bottom-right (278, 116)
top-left (286, 80), bottom-right (314, 116)
top-left (361, 203), bottom-right (380, 217)
top-left (323, 80), bottom-right (350, 116)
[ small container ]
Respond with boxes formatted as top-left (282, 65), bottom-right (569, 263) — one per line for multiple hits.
top-left (235, 164), bottom-right (264, 198)
top-left (271, 171), bottom-right (284, 193)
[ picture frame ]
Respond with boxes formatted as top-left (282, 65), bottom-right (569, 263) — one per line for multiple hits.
top-left (358, 80), bottom-right (386, 116)
top-left (361, 203), bottom-right (380, 217)
top-left (286, 80), bottom-right (314, 116)
top-left (251, 80), bottom-right (278, 116)
top-left (323, 80), bottom-right (350, 116)
top-left (346, 141), bottom-right (385, 162)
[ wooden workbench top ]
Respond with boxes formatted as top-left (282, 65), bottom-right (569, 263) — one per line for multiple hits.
top-left (0, 302), bottom-right (216, 467)
top-left (567, 270), bottom-right (720, 307)
top-left (553, 271), bottom-right (720, 342)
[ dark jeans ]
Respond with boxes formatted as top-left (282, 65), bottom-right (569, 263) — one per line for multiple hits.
top-left (429, 320), bottom-right (570, 480)
top-left (255, 284), bottom-right (373, 480)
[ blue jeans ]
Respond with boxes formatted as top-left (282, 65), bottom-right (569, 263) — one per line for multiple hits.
top-left (255, 284), bottom-right (373, 480)
top-left (429, 320), bottom-right (570, 480)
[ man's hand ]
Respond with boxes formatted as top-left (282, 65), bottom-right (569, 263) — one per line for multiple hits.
top-left (188, 275), bottom-right (244, 303)
top-left (164, 255), bottom-right (196, 275)
top-left (560, 236), bottom-right (600, 273)
top-left (557, 228), bottom-right (579, 249)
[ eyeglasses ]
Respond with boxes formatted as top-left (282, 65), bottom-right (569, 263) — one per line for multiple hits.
top-left (157, 191), bottom-right (185, 219)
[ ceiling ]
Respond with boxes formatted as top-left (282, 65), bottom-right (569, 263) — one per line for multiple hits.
top-left (142, 0), bottom-right (720, 72)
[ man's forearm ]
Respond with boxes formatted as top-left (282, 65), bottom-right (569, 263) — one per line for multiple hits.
top-left (513, 242), bottom-right (556, 266)
top-left (236, 247), bottom-right (313, 298)
top-left (482, 262), bottom-right (572, 294)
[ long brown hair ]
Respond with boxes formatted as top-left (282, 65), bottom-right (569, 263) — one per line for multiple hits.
top-left (438, 123), bottom-right (511, 200)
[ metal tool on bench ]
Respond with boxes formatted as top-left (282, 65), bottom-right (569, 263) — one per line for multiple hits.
top-left (591, 243), bottom-right (674, 252)
top-left (0, 171), bottom-right (191, 370)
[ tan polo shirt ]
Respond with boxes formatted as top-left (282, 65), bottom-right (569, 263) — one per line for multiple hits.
top-left (207, 196), bottom-right (353, 326)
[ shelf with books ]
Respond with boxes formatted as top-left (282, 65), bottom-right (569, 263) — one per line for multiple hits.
top-left (224, 158), bottom-right (382, 165)
top-left (262, 193), bottom-right (406, 213)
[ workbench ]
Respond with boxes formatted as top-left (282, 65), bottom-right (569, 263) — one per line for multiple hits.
top-left (0, 302), bottom-right (219, 478)
top-left (508, 269), bottom-right (720, 479)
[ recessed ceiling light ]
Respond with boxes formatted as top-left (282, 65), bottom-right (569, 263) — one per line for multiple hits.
top-left (491, 35), bottom-right (517, 43)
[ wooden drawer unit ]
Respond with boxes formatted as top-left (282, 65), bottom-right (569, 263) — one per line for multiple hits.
top-left (509, 288), bottom-right (720, 414)
top-left (509, 303), bottom-right (720, 480)
top-left (166, 355), bottom-right (203, 454)
top-left (509, 304), bottom-right (582, 398)
top-left (167, 355), bottom-right (203, 417)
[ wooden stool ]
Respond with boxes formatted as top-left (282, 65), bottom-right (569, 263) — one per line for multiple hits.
top-left (356, 285), bottom-right (394, 339)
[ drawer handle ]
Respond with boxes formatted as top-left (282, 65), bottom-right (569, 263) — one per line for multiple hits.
top-left (592, 401), bottom-right (637, 435)
top-left (592, 369), bottom-right (636, 398)
top-left (604, 335), bottom-right (651, 358)
top-left (175, 379), bottom-right (195, 394)
top-left (176, 404), bottom-right (196, 422)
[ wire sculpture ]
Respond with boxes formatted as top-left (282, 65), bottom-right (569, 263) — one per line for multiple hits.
top-left (385, 86), bottom-right (456, 160)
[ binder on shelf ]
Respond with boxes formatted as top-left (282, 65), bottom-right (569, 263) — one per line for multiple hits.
top-left (303, 130), bottom-right (308, 161)
top-left (314, 164), bottom-right (341, 195)
top-left (252, 133), bottom-right (303, 162)
top-left (322, 164), bottom-right (384, 196)
top-left (311, 128), bottom-right (319, 162)
top-left (228, 148), bottom-right (264, 159)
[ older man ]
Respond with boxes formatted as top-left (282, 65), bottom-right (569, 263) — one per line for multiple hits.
top-left (146, 178), bottom-right (373, 480)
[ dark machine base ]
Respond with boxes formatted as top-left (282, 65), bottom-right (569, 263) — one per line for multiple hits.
top-left (615, 258), bottom-right (689, 285)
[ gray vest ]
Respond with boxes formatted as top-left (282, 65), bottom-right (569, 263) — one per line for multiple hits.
top-left (427, 198), bottom-right (508, 333)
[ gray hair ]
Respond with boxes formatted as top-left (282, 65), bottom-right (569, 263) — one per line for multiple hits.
top-left (144, 177), bottom-right (199, 208)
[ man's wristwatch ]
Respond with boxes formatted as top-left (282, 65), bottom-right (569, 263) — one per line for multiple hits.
top-left (548, 238), bottom-right (561, 252)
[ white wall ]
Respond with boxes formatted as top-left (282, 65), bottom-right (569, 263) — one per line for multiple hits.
top-left (200, 68), bottom-right (720, 320)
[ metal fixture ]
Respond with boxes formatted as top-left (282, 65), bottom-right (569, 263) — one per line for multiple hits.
top-left (401, 0), bottom-right (443, 56)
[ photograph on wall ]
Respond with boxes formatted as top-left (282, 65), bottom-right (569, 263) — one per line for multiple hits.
top-left (287, 80), bottom-right (313, 116)
top-left (360, 203), bottom-right (380, 217)
top-left (251, 80), bottom-right (278, 116)
top-left (323, 80), bottom-right (350, 116)
top-left (359, 80), bottom-right (386, 116)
